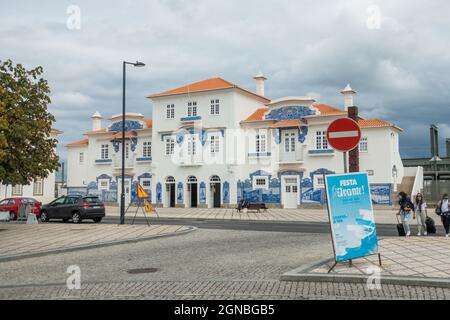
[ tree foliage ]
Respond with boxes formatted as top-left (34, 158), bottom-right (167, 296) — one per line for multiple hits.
top-left (0, 59), bottom-right (58, 186)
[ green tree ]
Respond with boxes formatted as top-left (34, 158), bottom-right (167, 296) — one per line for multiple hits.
top-left (0, 59), bottom-right (58, 186)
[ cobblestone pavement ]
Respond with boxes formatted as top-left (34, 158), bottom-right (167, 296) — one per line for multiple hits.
top-left (0, 223), bottom-right (192, 260)
top-left (107, 207), bottom-right (399, 224)
top-left (1, 229), bottom-right (449, 300)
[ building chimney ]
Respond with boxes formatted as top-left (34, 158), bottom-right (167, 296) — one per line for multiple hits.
top-left (253, 72), bottom-right (267, 97)
top-left (341, 84), bottom-right (357, 111)
top-left (430, 124), bottom-right (439, 158)
top-left (446, 138), bottom-right (450, 158)
top-left (91, 111), bottom-right (103, 131)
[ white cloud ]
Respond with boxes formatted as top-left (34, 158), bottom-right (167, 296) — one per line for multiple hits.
top-left (1, 0), bottom-right (450, 160)
top-left (51, 92), bottom-right (93, 108)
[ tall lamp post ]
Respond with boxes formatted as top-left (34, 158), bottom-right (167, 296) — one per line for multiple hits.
top-left (392, 165), bottom-right (398, 193)
top-left (120, 60), bottom-right (146, 225)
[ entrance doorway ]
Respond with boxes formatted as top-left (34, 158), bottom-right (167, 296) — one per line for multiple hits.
top-left (165, 176), bottom-right (176, 208)
top-left (283, 177), bottom-right (299, 209)
top-left (210, 175), bottom-right (221, 208)
top-left (187, 176), bottom-right (198, 208)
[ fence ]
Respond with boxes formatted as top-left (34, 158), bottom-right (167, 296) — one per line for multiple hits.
top-left (423, 180), bottom-right (450, 204)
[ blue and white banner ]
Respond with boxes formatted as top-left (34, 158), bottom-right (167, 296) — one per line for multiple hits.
top-left (325, 173), bottom-right (379, 262)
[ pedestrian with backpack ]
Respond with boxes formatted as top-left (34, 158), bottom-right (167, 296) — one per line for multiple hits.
top-left (414, 193), bottom-right (428, 236)
top-left (398, 192), bottom-right (414, 237)
top-left (436, 193), bottom-right (450, 237)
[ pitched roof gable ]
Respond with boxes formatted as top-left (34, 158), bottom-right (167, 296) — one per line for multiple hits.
top-left (148, 77), bottom-right (270, 102)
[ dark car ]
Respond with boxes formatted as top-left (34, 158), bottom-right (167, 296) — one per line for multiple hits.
top-left (40, 195), bottom-right (105, 224)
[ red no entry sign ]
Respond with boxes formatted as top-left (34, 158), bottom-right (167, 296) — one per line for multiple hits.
top-left (326, 118), bottom-right (361, 152)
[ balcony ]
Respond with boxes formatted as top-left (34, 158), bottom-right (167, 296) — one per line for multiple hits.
top-left (114, 155), bottom-right (135, 168)
top-left (174, 152), bottom-right (204, 167)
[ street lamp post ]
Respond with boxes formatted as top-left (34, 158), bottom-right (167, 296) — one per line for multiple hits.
top-left (392, 165), bottom-right (398, 193)
top-left (120, 61), bottom-right (146, 225)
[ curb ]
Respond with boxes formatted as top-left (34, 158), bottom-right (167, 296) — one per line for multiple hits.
top-left (280, 257), bottom-right (450, 289)
top-left (0, 226), bottom-right (197, 263)
top-left (106, 215), bottom-right (399, 226)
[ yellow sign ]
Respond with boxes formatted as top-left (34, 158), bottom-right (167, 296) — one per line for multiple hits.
top-left (137, 183), bottom-right (149, 199)
top-left (144, 201), bottom-right (154, 213)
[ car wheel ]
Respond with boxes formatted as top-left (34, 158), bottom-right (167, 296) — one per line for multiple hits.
top-left (72, 212), bottom-right (82, 224)
top-left (40, 211), bottom-right (49, 223)
top-left (9, 212), bottom-right (16, 221)
top-left (93, 218), bottom-right (102, 223)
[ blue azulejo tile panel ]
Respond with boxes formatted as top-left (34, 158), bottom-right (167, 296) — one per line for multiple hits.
top-left (308, 149), bottom-right (335, 155)
top-left (156, 183), bottom-right (162, 204)
top-left (248, 152), bottom-right (272, 158)
top-left (95, 159), bottom-right (113, 164)
top-left (199, 182), bottom-right (206, 204)
top-left (180, 116), bottom-right (202, 122)
top-left (109, 120), bottom-right (143, 133)
top-left (265, 106), bottom-right (316, 121)
top-left (223, 181), bottom-right (230, 204)
top-left (370, 184), bottom-right (392, 205)
top-left (177, 182), bottom-right (183, 204)
top-left (136, 157), bottom-right (152, 162)
top-left (237, 170), bottom-right (281, 204)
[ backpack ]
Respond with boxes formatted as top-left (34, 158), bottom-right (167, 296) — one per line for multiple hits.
top-left (436, 201), bottom-right (442, 216)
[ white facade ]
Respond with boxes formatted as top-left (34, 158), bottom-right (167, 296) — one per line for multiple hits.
top-left (66, 112), bottom-right (153, 206)
top-left (65, 75), bottom-right (405, 208)
top-left (0, 128), bottom-right (61, 204)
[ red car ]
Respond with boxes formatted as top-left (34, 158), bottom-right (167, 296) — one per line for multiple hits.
top-left (0, 197), bottom-right (42, 221)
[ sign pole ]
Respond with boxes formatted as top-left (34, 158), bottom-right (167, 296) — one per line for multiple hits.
top-left (343, 152), bottom-right (348, 174)
top-left (348, 106), bottom-right (360, 173)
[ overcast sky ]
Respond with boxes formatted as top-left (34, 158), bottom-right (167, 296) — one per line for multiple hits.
top-left (1, 0), bottom-right (450, 161)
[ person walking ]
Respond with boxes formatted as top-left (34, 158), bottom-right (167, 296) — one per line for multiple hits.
top-left (398, 192), bottom-right (414, 237)
top-left (437, 194), bottom-right (450, 237)
top-left (414, 193), bottom-right (428, 236)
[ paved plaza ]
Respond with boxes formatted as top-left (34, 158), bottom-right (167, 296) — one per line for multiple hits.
top-left (0, 223), bottom-right (193, 262)
top-left (108, 207), bottom-right (400, 224)
top-left (1, 229), bottom-right (449, 300)
top-left (283, 236), bottom-right (450, 287)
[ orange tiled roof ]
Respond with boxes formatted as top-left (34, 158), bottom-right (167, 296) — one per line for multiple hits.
top-left (66, 139), bottom-right (89, 147)
top-left (143, 119), bottom-right (153, 128)
top-left (270, 120), bottom-right (306, 128)
top-left (358, 119), bottom-right (395, 128)
top-left (148, 77), bottom-right (270, 102)
top-left (109, 132), bottom-right (137, 140)
top-left (312, 103), bottom-right (346, 116)
top-left (242, 108), bottom-right (270, 123)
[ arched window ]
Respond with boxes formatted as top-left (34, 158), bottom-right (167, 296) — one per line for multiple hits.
top-left (165, 176), bottom-right (175, 184)
top-left (210, 175), bottom-right (221, 183)
top-left (187, 176), bottom-right (198, 183)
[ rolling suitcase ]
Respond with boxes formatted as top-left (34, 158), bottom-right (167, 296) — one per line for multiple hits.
top-left (426, 216), bottom-right (436, 234)
top-left (396, 215), bottom-right (406, 237)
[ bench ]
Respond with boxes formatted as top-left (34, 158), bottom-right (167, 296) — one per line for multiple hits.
top-left (236, 203), bottom-right (268, 213)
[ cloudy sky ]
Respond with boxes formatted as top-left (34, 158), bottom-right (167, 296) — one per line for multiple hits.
top-left (1, 0), bottom-right (450, 161)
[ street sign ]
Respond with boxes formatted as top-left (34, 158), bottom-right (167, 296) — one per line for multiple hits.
top-left (326, 118), bottom-right (361, 152)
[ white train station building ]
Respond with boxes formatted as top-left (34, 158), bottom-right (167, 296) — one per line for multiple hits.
top-left (66, 74), bottom-right (407, 208)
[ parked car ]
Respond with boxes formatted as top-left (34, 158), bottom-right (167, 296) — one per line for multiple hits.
top-left (0, 197), bottom-right (42, 221)
top-left (40, 195), bottom-right (105, 224)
